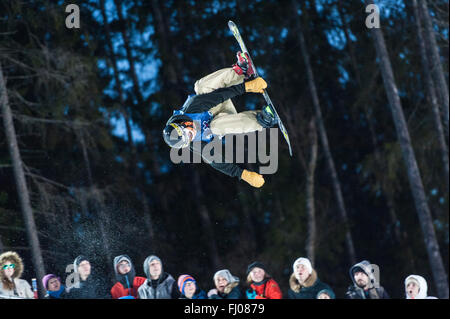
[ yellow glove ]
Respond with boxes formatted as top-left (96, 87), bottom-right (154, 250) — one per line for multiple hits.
top-left (241, 169), bottom-right (265, 188)
top-left (244, 77), bottom-right (267, 93)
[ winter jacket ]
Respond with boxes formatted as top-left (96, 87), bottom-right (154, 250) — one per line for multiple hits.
top-left (0, 278), bottom-right (34, 299)
top-left (44, 285), bottom-right (71, 299)
top-left (346, 260), bottom-right (390, 299)
top-left (169, 83), bottom-right (247, 179)
top-left (209, 282), bottom-right (243, 299)
top-left (111, 276), bottom-right (146, 299)
top-left (110, 255), bottom-right (146, 299)
top-left (405, 275), bottom-right (438, 299)
top-left (67, 273), bottom-right (109, 299)
top-left (179, 288), bottom-right (208, 299)
top-left (288, 270), bottom-right (334, 299)
top-left (247, 278), bottom-right (283, 299)
top-left (0, 251), bottom-right (34, 299)
top-left (138, 272), bottom-right (179, 299)
top-left (138, 255), bottom-right (179, 299)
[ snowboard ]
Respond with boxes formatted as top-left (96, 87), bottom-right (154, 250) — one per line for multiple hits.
top-left (228, 20), bottom-right (293, 157)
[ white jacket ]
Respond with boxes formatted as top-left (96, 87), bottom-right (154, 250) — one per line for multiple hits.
top-left (0, 278), bottom-right (34, 299)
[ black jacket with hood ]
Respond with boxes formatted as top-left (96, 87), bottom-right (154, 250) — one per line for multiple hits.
top-left (168, 83), bottom-right (246, 179)
top-left (346, 260), bottom-right (390, 299)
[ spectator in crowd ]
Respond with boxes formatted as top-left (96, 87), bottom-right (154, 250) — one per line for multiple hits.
top-left (43, 274), bottom-right (70, 299)
top-left (110, 254), bottom-right (146, 299)
top-left (208, 269), bottom-right (243, 299)
top-left (177, 274), bottom-right (207, 299)
top-left (346, 260), bottom-right (389, 299)
top-left (405, 274), bottom-right (437, 299)
top-left (245, 261), bottom-right (282, 299)
top-left (138, 255), bottom-right (180, 299)
top-left (67, 255), bottom-right (109, 299)
top-left (0, 251), bottom-right (34, 299)
top-left (288, 257), bottom-right (334, 299)
top-left (316, 288), bottom-right (335, 299)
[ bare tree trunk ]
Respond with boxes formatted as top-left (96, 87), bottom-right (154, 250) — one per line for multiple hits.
top-left (365, 0), bottom-right (448, 298)
top-left (113, 0), bottom-right (145, 106)
top-left (292, 1), bottom-right (357, 265)
top-left (305, 119), bottom-right (318, 265)
top-left (75, 129), bottom-right (94, 186)
top-left (412, 0), bottom-right (449, 190)
top-left (141, 194), bottom-right (156, 244)
top-left (100, 0), bottom-right (136, 159)
top-left (150, 0), bottom-right (179, 86)
top-left (419, 0), bottom-right (449, 135)
top-left (0, 63), bottom-right (46, 297)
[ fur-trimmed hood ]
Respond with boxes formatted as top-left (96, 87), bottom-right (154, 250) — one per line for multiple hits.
top-left (0, 251), bottom-right (24, 281)
top-left (224, 281), bottom-right (239, 295)
top-left (289, 269), bottom-right (318, 293)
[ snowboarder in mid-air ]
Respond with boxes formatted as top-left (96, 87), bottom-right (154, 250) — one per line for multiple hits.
top-left (163, 52), bottom-right (278, 188)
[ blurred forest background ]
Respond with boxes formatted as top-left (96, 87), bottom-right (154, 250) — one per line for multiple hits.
top-left (0, 0), bottom-right (448, 298)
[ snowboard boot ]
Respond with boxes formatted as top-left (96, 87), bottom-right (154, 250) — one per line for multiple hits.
top-left (232, 51), bottom-right (256, 80)
top-left (256, 105), bottom-right (278, 128)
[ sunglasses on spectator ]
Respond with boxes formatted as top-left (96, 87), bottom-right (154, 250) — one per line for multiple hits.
top-left (2, 264), bottom-right (15, 270)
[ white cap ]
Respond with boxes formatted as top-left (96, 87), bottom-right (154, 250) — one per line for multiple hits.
top-left (293, 257), bottom-right (313, 275)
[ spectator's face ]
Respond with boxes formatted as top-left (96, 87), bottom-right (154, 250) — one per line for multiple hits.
top-left (148, 260), bottom-right (162, 279)
top-left (117, 260), bottom-right (131, 275)
top-left (184, 281), bottom-right (196, 298)
top-left (47, 277), bottom-right (61, 292)
top-left (250, 267), bottom-right (265, 283)
top-left (317, 292), bottom-right (330, 299)
top-left (354, 271), bottom-right (369, 288)
top-left (406, 281), bottom-right (420, 299)
top-left (295, 264), bottom-right (310, 283)
top-left (2, 260), bottom-right (15, 279)
top-left (78, 260), bottom-right (91, 277)
top-left (215, 276), bottom-right (229, 293)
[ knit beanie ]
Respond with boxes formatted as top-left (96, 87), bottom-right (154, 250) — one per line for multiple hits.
top-left (213, 269), bottom-right (239, 284)
top-left (246, 261), bottom-right (267, 276)
top-left (293, 257), bottom-right (312, 275)
top-left (177, 274), bottom-right (196, 295)
top-left (316, 288), bottom-right (336, 299)
top-left (42, 274), bottom-right (60, 290)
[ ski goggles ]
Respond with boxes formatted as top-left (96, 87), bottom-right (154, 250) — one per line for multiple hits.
top-left (2, 264), bottom-right (16, 270)
top-left (170, 122), bottom-right (196, 148)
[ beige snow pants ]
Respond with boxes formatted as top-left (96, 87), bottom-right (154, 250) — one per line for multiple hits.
top-left (194, 68), bottom-right (263, 137)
